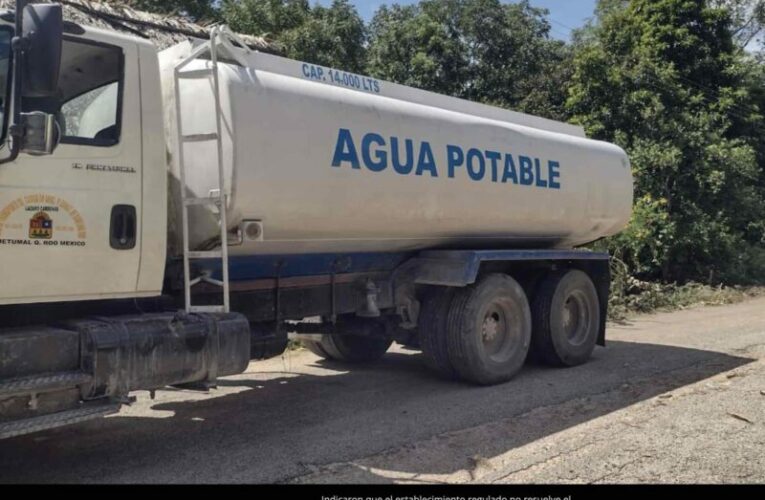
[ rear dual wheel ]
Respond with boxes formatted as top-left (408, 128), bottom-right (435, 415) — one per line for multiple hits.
top-left (530, 269), bottom-right (600, 367)
top-left (447, 274), bottom-right (532, 385)
top-left (420, 274), bottom-right (532, 385)
top-left (418, 287), bottom-right (459, 379)
top-left (418, 269), bottom-right (601, 385)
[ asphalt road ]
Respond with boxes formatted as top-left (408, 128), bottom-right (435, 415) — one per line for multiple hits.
top-left (1, 297), bottom-right (764, 483)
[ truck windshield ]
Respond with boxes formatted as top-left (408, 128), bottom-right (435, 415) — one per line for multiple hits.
top-left (0, 28), bottom-right (11, 144)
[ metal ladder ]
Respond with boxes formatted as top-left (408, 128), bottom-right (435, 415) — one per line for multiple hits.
top-left (173, 26), bottom-right (252, 314)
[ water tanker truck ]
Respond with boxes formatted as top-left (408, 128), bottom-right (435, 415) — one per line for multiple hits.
top-left (0, 2), bottom-right (633, 439)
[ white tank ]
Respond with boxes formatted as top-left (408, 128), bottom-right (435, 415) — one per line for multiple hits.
top-left (159, 41), bottom-right (633, 257)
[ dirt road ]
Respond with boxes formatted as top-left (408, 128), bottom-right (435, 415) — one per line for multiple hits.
top-left (1, 297), bottom-right (764, 484)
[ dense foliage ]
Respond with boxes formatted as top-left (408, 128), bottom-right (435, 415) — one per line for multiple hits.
top-left (569, 0), bottom-right (765, 284)
top-left (124, 0), bottom-right (218, 22)
top-left (365, 0), bottom-right (571, 120)
top-left (221, 0), bottom-right (367, 71)
top-left (136, 0), bottom-right (764, 286)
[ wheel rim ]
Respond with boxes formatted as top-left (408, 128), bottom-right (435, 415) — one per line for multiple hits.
top-left (562, 290), bottom-right (591, 346)
top-left (478, 299), bottom-right (523, 363)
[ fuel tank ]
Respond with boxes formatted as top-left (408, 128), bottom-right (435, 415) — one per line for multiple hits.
top-left (159, 42), bottom-right (633, 256)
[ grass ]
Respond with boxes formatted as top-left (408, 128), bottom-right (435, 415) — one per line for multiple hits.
top-left (286, 339), bottom-right (303, 351)
top-left (607, 275), bottom-right (765, 322)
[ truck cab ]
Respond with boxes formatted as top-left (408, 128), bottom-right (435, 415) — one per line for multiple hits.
top-left (0, 12), bottom-right (166, 305)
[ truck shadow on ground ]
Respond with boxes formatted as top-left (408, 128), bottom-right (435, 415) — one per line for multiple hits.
top-left (0, 340), bottom-right (755, 483)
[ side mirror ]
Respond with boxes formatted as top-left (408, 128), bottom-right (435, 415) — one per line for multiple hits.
top-left (21, 3), bottom-right (62, 97)
top-left (20, 111), bottom-right (58, 155)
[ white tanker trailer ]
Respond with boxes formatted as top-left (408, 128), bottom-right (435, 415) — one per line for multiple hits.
top-left (159, 42), bottom-right (632, 255)
top-left (0, 2), bottom-right (632, 439)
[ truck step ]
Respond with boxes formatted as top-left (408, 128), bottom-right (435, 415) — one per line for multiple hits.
top-left (188, 250), bottom-right (223, 259)
top-left (188, 305), bottom-right (228, 313)
top-left (0, 401), bottom-right (120, 440)
top-left (177, 68), bottom-right (214, 79)
top-left (184, 197), bottom-right (221, 206)
top-left (182, 133), bottom-right (219, 142)
top-left (0, 327), bottom-right (80, 379)
top-left (0, 371), bottom-right (92, 398)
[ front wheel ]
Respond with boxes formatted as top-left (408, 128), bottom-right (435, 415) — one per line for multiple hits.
top-left (446, 274), bottom-right (532, 385)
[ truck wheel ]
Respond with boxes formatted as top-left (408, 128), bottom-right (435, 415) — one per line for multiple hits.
top-left (531, 269), bottom-right (600, 367)
top-left (418, 287), bottom-right (458, 379)
top-left (303, 337), bottom-right (335, 359)
top-left (321, 334), bottom-right (393, 363)
top-left (446, 274), bottom-right (532, 385)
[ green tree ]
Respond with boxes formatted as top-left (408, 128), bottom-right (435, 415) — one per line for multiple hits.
top-left (281, 0), bottom-right (367, 72)
top-left (365, 2), bottom-right (464, 97)
top-left (124, 0), bottom-right (219, 23)
top-left (221, 0), bottom-right (310, 37)
top-left (711, 0), bottom-right (765, 48)
top-left (569, 0), bottom-right (765, 283)
top-left (221, 0), bottom-right (366, 71)
top-left (366, 0), bottom-right (572, 120)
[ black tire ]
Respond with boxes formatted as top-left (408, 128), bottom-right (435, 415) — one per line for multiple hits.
top-left (304, 333), bottom-right (392, 363)
top-left (303, 337), bottom-right (335, 359)
top-left (418, 287), bottom-right (458, 379)
top-left (446, 274), bottom-right (532, 385)
top-left (531, 269), bottom-right (600, 367)
top-left (325, 334), bottom-right (392, 363)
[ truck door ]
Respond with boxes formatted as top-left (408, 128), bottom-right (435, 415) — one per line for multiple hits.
top-left (0, 33), bottom-right (143, 304)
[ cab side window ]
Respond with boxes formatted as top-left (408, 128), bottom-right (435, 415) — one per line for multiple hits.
top-left (57, 39), bottom-right (123, 147)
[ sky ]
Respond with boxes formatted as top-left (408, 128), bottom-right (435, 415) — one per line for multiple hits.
top-left (315, 0), bottom-right (598, 41)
